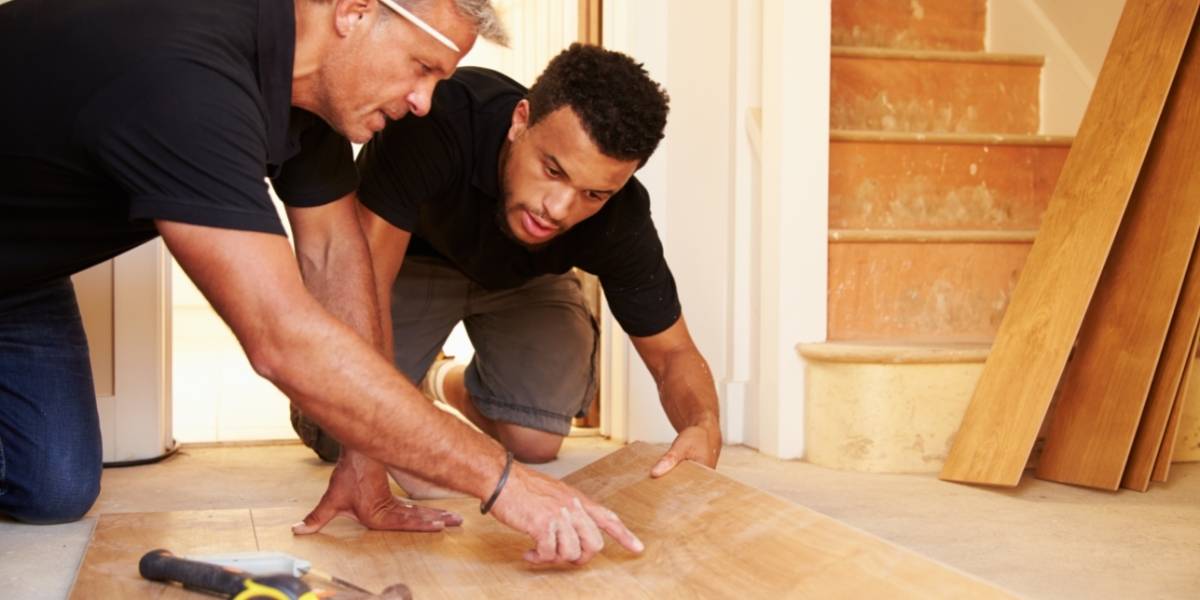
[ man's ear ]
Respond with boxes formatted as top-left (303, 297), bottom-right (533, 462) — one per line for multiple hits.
top-left (333, 0), bottom-right (374, 37)
top-left (507, 99), bottom-right (531, 142)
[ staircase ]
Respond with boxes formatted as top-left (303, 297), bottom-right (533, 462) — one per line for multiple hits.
top-left (799, 0), bottom-right (1073, 472)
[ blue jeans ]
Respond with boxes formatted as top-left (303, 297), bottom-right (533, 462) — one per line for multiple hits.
top-left (0, 278), bottom-right (102, 524)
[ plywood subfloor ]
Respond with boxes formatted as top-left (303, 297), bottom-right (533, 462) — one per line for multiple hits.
top-left (69, 443), bottom-right (1012, 599)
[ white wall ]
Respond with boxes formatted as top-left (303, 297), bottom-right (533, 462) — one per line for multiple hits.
top-left (602, 0), bottom-right (828, 457)
top-left (755, 0), bottom-right (830, 459)
top-left (458, 0), bottom-right (578, 87)
top-left (989, 0), bottom-right (1125, 134)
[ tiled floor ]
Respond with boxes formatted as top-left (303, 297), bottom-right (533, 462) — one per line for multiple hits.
top-left (3, 439), bottom-right (1198, 599)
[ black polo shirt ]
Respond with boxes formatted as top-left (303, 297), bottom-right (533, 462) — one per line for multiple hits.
top-left (357, 67), bottom-right (681, 338)
top-left (0, 0), bottom-right (358, 294)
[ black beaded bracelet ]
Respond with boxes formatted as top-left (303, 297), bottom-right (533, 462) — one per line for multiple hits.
top-left (480, 451), bottom-right (514, 515)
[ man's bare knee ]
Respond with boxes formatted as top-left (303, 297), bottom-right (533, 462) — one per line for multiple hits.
top-left (496, 425), bottom-right (564, 464)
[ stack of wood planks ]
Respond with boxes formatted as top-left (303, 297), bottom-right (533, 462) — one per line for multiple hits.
top-left (940, 0), bottom-right (1200, 492)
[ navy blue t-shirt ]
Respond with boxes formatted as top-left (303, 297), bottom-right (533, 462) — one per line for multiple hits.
top-left (357, 67), bottom-right (681, 337)
top-left (0, 0), bottom-right (358, 293)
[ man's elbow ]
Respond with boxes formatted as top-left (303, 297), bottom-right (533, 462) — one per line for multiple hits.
top-left (242, 316), bottom-right (304, 385)
top-left (246, 338), bottom-right (287, 383)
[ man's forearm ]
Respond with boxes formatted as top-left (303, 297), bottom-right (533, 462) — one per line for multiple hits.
top-left (292, 201), bottom-right (393, 476)
top-left (295, 230), bottom-right (382, 348)
top-left (657, 349), bottom-right (722, 436)
top-left (261, 294), bottom-right (505, 500)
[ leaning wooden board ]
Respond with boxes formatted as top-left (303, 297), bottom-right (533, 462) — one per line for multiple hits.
top-left (69, 443), bottom-right (1014, 598)
top-left (940, 0), bottom-right (1200, 487)
top-left (1123, 234), bottom-right (1200, 491)
top-left (1036, 20), bottom-right (1200, 490)
top-left (1154, 330), bottom-right (1200, 482)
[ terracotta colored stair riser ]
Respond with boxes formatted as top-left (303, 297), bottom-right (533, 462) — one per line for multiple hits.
top-left (831, 140), bottom-right (1069, 230)
top-left (831, 56), bottom-right (1042, 134)
top-left (832, 0), bottom-right (986, 51)
top-left (828, 240), bottom-right (1032, 343)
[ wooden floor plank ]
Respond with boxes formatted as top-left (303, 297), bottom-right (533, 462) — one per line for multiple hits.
top-left (1154, 333), bottom-right (1200, 482)
top-left (71, 444), bottom-right (1015, 599)
top-left (940, 0), bottom-right (1200, 487)
top-left (1036, 24), bottom-right (1200, 490)
top-left (68, 509), bottom-right (259, 599)
top-left (1123, 236), bottom-right (1200, 491)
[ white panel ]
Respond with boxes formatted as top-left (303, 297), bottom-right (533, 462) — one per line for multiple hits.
top-left (73, 261), bottom-right (115, 397)
top-left (108, 240), bottom-right (173, 462)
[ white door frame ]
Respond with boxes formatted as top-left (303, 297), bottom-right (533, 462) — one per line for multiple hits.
top-left (599, 0), bottom-right (830, 457)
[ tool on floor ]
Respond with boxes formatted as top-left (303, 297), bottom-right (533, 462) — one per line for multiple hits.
top-left (140, 549), bottom-right (410, 599)
top-left (139, 549), bottom-right (318, 599)
top-left (187, 551), bottom-right (371, 594)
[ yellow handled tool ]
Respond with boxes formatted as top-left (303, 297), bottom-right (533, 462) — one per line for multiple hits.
top-left (139, 549), bottom-right (320, 600)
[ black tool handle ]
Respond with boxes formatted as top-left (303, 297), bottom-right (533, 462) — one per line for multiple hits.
top-left (139, 549), bottom-right (247, 596)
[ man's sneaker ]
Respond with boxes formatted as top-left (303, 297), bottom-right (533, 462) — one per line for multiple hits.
top-left (419, 356), bottom-right (458, 405)
top-left (289, 404), bottom-right (341, 463)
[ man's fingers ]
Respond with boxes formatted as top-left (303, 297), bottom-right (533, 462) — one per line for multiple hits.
top-left (572, 498), bottom-right (604, 555)
top-left (292, 496), bottom-right (345, 535)
top-left (557, 508), bottom-right (583, 563)
top-left (584, 503), bottom-right (644, 555)
top-left (408, 503), bottom-right (463, 527)
top-left (529, 518), bottom-right (559, 563)
top-left (570, 498), bottom-right (603, 565)
top-left (436, 508), bottom-right (464, 527)
top-left (373, 506), bottom-right (446, 532)
top-left (650, 451), bottom-right (680, 478)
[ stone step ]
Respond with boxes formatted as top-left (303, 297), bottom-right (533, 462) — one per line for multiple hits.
top-left (831, 47), bottom-right (1044, 134)
top-left (796, 341), bottom-right (1200, 473)
top-left (828, 229), bottom-right (1035, 343)
top-left (832, 0), bottom-right (986, 51)
top-left (830, 130), bottom-right (1073, 230)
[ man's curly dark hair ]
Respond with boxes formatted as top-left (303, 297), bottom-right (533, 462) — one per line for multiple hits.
top-left (526, 43), bottom-right (669, 168)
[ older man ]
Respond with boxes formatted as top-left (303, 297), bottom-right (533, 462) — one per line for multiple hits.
top-left (0, 0), bottom-right (640, 566)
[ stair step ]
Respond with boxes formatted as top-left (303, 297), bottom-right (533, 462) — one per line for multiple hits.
top-left (796, 341), bottom-right (1200, 473)
top-left (833, 47), bottom-right (1045, 66)
top-left (828, 231), bottom-right (1035, 343)
top-left (832, 0), bottom-right (986, 51)
top-left (831, 47), bottom-right (1044, 134)
top-left (797, 340), bottom-right (988, 473)
top-left (831, 130), bottom-right (1071, 230)
top-left (832, 130), bottom-right (1072, 145)
top-left (830, 229), bottom-right (1038, 243)
top-left (797, 341), bottom-right (990, 364)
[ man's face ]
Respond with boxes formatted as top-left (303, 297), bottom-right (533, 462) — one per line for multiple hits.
top-left (318, 0), bottom-right (476, 143)
top-left (498, 102), bottom-right (640, 248)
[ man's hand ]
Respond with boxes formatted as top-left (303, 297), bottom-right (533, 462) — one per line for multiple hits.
top-left (630, 318), bottom-right (723, 478)
top-left (488, 464), bottom-right (644, 566)
top-left (650, 424), bottom-right (721, 478)
top-left (293, 449), bottom-right (463, 534)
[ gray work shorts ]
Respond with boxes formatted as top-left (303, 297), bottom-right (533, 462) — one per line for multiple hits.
top-left (391, 256), bottom-right (598, 436)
